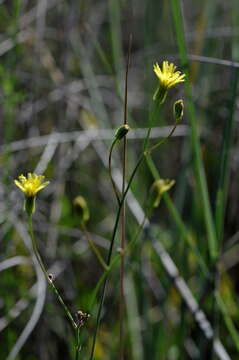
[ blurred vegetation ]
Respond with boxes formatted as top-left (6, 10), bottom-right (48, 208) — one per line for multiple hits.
top-left (1, 0), bottom-right (239, 359)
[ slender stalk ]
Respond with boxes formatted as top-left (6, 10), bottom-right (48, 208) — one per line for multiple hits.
top-left (109, 138), bottom-right (121, 205)
top-left (27, 214), bottom-right (76, 331)
top-left (119, 127), bottom-right (126, 360)
top-left (143, 102), bottom-right (160, 152)
top-left (75, 327), bottom-right (81, 360)
top-left (89, 210), bottom-right (149, 313)
top-left (82, 225), bottom-right (108, 271)
top-left (90, 112), bottom-right (178, 359)
top-left (89, 151), bottom-right (144, 360)
top-left (146, 121), bottom-right (178, 154)
top-left (119, 33), bottom-right (131, 360)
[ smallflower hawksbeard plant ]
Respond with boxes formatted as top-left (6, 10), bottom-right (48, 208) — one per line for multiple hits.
top-left (153, 61), bottom-right (186, 104)
top-left (14, 173), bottom-right (78, 333)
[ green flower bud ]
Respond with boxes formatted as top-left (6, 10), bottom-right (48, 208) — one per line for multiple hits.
top-left (150, 178), bottom-right (175, 208)
top-left (74, 196), bottom-right (90, 227)
top-left (153, 85), bottom-right (168, 105)
top-left (114, 124), bottom-right (130, 141)
top-left (24, 196), bottom-right (36, 216)
top-left (174, 99), bottom-right (184, 123)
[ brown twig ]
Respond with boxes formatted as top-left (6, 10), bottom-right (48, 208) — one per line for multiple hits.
top-left (119, 34), bottom-right (132, 360)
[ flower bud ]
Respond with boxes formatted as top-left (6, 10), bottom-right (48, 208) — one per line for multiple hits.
top-left (74, 196), bottom-right (90, 227)
top-left (174, 99), bottom-right (184, 123)
top-left (150, 178), bottom-right (175, 208)
top-left (153, 85), bottom-right (168, 105)
top-left (114, 124), bottom-right (130, 141)
top-left (24, 196), bottom-right (36, 216)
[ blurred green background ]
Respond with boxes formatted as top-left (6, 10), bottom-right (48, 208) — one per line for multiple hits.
top-left (1, 0), bottom-right (239, 359)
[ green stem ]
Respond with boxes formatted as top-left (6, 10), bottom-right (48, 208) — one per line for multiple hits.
top-left (75, 327), bottom-right (81, 360)
top-left (27, 214), bottom-right (76, 330)
top-left (82, 225), bottom-right (109, 271)
top-left (89, 212), bottom-right (149, 313)
top-left (143, 102), bottom-right (160, 151)
top-left (90, 110), bottom-right (178, 359)
top-left (119, 35), bottom-right (131, 357)
top-left (109, 138), bottom-right (121, 205)
top-left (147, 121), bottom-right (178, 154)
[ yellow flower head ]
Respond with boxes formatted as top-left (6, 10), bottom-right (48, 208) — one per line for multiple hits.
top-left (15, 173), bottom-right (49, 198)
top-left (154, 61), bottom-right (185, 89)
top-left (153, 61), bottom-right (185, 104)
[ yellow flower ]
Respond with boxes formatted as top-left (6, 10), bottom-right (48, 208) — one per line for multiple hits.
top-left (154, 61), bottom-right (185, 89)
top-left (15, 173), bottom-right (49, 198)
top-left (153, 61), bottom-right (185, 104)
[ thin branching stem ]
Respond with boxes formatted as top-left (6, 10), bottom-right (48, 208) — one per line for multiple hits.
top-left (82, 224), bottom-right (109, 271)
top-left (27, 214), bottom-right (77, 331)
top-left (90, 110), bottom-right (177, 360)
top-left (147, 122), bottom-right (178, 154)
top-left (119, 33), bottom-right (132, 360)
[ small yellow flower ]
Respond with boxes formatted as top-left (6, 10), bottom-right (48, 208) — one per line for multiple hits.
top-left (154, 61), bottom-right (185, 89)
top-left (15, 173), bottom-right (49, 198)
top-left (153, 61), bottom-right (185, 104)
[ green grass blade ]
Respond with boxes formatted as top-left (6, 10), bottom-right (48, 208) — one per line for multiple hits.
top-left (215, 69), bottom-right (239, 246)
top-left (171, 0), bottom-right (217, 261)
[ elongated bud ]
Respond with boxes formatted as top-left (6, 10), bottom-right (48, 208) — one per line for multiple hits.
top-left (24, 196), bottom-right (36, 216)
top-left (74, 196), bottom-right (90, 227)
top-left (150, 178), bottom-right (175, 208)
top-left (174, 99), bottom-right (184, 123)
top-left (114, 124), bottom-right (130, 141)
top-left (153, 86), bottom-right (168, 105)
